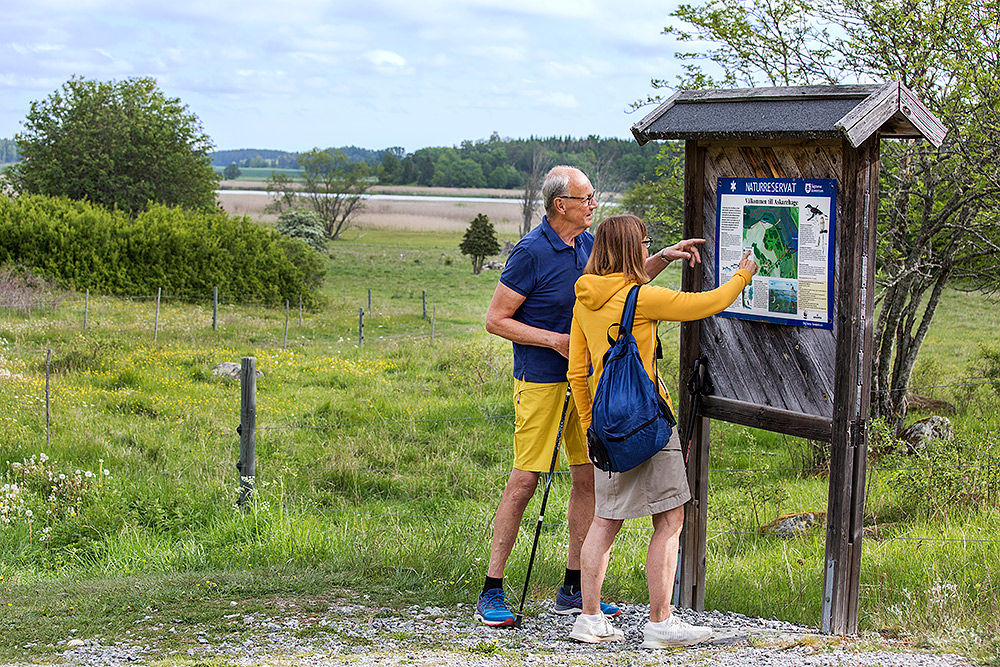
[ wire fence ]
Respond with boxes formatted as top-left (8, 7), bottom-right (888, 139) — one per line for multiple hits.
top-left (0, 284), bottom-right (477, 351)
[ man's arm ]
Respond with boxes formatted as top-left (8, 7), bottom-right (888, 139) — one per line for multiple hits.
top-left (485, 282), bottom-right (570, 359)
top-left (645, 237), bottom-right (706, 280)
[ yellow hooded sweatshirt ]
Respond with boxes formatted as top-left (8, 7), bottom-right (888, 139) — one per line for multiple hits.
top-left (567, 270), bottom-right (753, 430)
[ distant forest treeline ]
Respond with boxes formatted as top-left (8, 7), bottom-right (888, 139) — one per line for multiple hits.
top-left (210, 134), bottom-right (663, 192)
top-left (3, 134), bottom-right (663, 191)
top-left (0, 138), bottom-right (18, 164)
top-left (210, 146), bottom-right (382, 170)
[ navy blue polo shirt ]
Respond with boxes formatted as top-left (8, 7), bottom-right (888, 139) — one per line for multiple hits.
top-left (499, 216), bottom-right (594, 383)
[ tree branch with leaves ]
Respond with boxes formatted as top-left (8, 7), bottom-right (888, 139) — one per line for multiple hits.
top-left (643, 0), bottom-right (1000, 427)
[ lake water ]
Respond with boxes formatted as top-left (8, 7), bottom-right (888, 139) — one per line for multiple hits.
top-left (218, 190), bottom-right (522, 205)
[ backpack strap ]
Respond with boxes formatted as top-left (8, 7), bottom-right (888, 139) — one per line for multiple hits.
top-left (606, 284), bottom-right (641, 346)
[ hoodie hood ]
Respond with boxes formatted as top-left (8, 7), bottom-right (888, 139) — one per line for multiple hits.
top-left (574, 273), bottom-right (634, 311)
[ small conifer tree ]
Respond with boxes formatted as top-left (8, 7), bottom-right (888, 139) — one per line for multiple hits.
top-left (459, 213), bottom-right (501, 274)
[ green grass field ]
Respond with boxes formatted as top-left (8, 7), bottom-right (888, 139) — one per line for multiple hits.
top-left (1, 228), bottom-right (998, 663)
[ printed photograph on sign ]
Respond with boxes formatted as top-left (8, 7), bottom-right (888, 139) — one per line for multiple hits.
top-left (716, 178), bottom-right (836, 329)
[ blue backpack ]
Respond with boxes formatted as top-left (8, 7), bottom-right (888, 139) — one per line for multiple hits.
top-left (587, 285), bottom-right (676, 474)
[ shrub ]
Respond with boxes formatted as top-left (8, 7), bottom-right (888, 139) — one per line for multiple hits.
top-left (0, 194), bottom-right (324, 306)
top-left (276, 209), bottom-right (327, 252)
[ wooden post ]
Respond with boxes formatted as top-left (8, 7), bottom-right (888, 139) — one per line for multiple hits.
top-left (154, 287), bottom-right (161, 342)
top-left (821, 137), bottom-right (879, 635)
top-left (212, 286), bottom-right (218, 331)
top-left (45, 349), bottom-right (51, 448)
top-left (422, 290), bottom-right (427, 319)
top-left (358, 308), bottom-right (364, 347)
top-left (83, 289), bottom-right (89, 332)
top-left (237, 357), bottom-right (257, 509)
top-left (677, 140), bottom-right (709, 610)
top-left (283, 300), bottom-right (290, 350)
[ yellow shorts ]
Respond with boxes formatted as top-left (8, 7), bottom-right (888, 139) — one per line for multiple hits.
top-left (513, 379), bottom-right (589, 472)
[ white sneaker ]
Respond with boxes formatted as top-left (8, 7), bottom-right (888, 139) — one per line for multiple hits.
top-left (569, 613), bottom-right (625, 643)
top-left (641, 615), bottom-right (712, 648)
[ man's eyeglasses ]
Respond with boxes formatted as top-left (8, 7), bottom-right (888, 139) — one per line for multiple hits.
top-left (641, 238), bottom-right (652, 248)
top-left (558, 192), bottom-right (598, 205)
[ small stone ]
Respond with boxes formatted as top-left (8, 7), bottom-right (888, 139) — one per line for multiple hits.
top-left (212, 362), bottom-right (264, 379)
top-left (66, 639), bottom-right (85, 647)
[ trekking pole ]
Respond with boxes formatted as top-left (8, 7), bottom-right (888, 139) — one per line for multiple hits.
top-left (683, 355), bottom-right (713, 464)
top-left (514, 386), bottom-right (572, 629)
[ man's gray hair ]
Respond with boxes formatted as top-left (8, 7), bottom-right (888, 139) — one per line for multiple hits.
top-left (542, 166), bottom-right (576, 217)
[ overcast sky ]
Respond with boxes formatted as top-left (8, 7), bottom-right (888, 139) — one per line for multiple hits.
top-left (0, 0), bottom-right (695, 154)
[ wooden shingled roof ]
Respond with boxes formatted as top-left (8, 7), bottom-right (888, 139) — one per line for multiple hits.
top-left (630, 81), bottom-right (946, 148)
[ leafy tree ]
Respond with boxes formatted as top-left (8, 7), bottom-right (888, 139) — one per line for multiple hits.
top-left (379, 152), bottom-right (403, 184)
top-left (0, 138), bottom-right (18, 164)
top-left (223, 162), bottom-right (242, 180)
top-left (649, 0), bottom-right (1000, 427)
top-left (266, 148), bottom-right (371, 241)
top-left (619, 144), bottom-right (685, 248)
top-left (460, 213), bottom-right (501, 274)
top-left (276, 209), bottom-right (326, 251)
top-left (7, 77), bottom-right (218, 216)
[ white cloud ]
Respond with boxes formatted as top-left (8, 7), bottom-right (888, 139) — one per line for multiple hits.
top-left (542, 61), bottom-right (594, 79)
top-left (8, 42), bottom-right (62, 55)
top-left (363, 49), bottom-right (413, 75)
top-left (535, 91), bottom-right (579, 109)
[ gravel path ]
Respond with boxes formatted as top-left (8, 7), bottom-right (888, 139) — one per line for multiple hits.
top-left (3, 599), bottom-right (972, 666)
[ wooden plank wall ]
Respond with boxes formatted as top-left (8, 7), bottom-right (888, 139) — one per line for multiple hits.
top-left (697, 141), bottom-right (843, 421)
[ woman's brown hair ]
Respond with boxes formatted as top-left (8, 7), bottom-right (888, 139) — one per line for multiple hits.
top-left (583, 214), bottom-right (650, 284)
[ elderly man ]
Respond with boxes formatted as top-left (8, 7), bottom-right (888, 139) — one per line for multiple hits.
top-left (477, 165), bottom-right (704, 626)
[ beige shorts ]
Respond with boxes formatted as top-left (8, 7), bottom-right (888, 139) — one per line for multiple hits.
top-left (512, 379), bottom-right (589, 472)
top-left (594, 428), bottom-right (690, 520)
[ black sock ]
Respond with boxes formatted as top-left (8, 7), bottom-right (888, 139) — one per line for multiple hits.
top-left (563, 569), bottom-right (581, 592)
top-left (482, 576), bottom-right (504, 596)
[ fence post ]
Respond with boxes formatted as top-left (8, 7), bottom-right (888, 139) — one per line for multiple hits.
top-left (45, 349), bottom-right (51, 448)
top-left (237, 357), bottom-right (257, 509)
top-left (83, 289), bottom-right (89, 332)
top-left (154, 287), bottom-right (161, 342)
top-left (213, 286), bottom-right (218, 331)
top-left (422, 290), bottom-right (427, 320)
top-left (283, 300), bottom-right (290, 350)
top-left (358, 308), bottom-right (364, 347)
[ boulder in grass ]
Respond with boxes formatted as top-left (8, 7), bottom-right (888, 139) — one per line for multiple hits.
top-left (898, 415), bottom-right (952, 456)
top-left (905, 392), bottom-right (956, 416)
top-left (760, 511), bottom-right (826, 537)
top-left (211, 362), bottom-right (264, 379)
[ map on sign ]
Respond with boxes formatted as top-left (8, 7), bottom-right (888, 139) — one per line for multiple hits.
top-left (743, 205), bottom-right (798, 279)
top-left (716, 178), bottom-right (836, 329)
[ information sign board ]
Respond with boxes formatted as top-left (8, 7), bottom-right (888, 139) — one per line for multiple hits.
top-left (716, 178), bottom-right (837, 329)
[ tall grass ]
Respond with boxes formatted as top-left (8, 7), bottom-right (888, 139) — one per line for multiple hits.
top-left (1, 229), bottom-right (998, 661)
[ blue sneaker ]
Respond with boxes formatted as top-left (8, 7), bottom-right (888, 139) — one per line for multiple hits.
top-left (475, 588), bottom-right (515, 627)
top-left (554, 585), bottom-right (620, 617)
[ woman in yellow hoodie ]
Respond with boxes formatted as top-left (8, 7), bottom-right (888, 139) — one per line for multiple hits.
top-left (566, 214), bottom-right (757, 648)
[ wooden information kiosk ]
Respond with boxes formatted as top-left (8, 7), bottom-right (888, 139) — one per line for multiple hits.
top-left (631, 82), bottom-right (945, 634)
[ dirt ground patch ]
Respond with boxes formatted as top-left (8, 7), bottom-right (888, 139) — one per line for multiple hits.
top-left (1, 597), bottom-right (976, 667)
